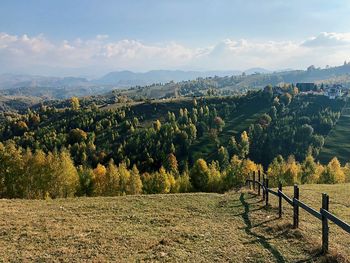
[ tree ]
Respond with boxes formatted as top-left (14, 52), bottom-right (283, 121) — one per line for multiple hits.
top-left (153, 120), bottom-right (161, 131)
top-left (239, 131), bottom-right (249, 158)
top-left (165, 153), bottom-right (178, 175)
top-left (77, 166), bottom-right (95, 196)
top-left (223, 155), bottom-right (243, 189)
top-left (214, 116), bottom-right (225, 132)
top-left (0, 141), bottom-right (25, 198)
top-left (343, 163), bottom-right (350, 183)
top-left (267, 155), bottom-right (285, 187)
top-left (105, 160), bottom-right (120, 196)
top-left (301, 154), bottom-right (318, 183)
top-left (282, 156), bottom-right (301, 185)
top-left (56, 149), bottom-right (79, 197)
top-left (217, 146), bottom-right (229, 170)
top-left (69, 128), bottom-right (88, 144)
top-left (93, 163), bottom-right (107, 196)
top-left (263, 85), bottom-right (273, 99)
top-left (127, 165), bottom-right (143, 195)
top-left (258, 114), bottom-right (272, 128)
top-left (228, 136), bottom-right (239, 156)
top-left (175, 171), bottom-right (192, 192)
top-left (320, 157), bottom-right (345, 184)
top-left (25, 149), bottom-right (48, 198)
top-left (280, 93), bottom-right (292, 105)
top-left (118, 163), bottom-right (131, 194)
top-left (207, 161), bottom-right (222, 192)
top-left (190, 159), bottom-right (210, 191)
top-left (141, 167), bottom-right (172, 194)
top-left (71, 97), bottom-right (80, 110)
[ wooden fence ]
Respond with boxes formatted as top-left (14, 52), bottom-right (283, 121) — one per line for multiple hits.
top-left (245, 171), bottom-right (350, 254)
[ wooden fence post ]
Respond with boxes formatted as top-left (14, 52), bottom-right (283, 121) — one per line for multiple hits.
top-left (278, 182), bottom-right (282, 218)
top-left (262, 174), bottom-right (266, 200)
top-left (258, 170), bottom-right (261, 196)
top-left (265, 178), bottom-right (269, 207)
top-left (253, 171), bottom-right (256, 191)
top-left (293, 184), bottom-right (299, 228)
top-left (322, 193), bottom-right (329, 254)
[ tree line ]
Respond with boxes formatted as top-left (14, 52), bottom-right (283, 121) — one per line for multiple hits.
top-left (1, 140), bottom-right (349, 199)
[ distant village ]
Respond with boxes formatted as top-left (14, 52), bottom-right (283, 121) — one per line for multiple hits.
top-left (296, 83), bottom-right (346, 99)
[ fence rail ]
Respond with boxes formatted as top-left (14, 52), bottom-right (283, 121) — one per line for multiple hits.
top-left (245, 171), bottom-right (350, 254)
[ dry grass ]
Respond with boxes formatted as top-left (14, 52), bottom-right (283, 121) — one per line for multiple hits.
top-left (0, 184), bottom-right (349, 262)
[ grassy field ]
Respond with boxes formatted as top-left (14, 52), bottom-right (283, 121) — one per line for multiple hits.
top-left (318, 102), bottom-right (350, 164)
top-left (1, 184), bottom-right (349, 262)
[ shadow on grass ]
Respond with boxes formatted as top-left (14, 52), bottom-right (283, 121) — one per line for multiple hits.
top-left (239, 193), bottom-right (286, 263)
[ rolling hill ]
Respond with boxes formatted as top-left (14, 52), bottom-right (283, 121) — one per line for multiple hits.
top-left (318, 101), bottom-right (350, 164)
top-left (1, 63), bottom-right (350, 101)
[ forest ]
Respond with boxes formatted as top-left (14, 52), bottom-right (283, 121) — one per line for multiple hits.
top-left (0, 85), bottom-right (349, 199)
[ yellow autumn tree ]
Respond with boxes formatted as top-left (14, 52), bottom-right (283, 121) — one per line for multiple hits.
top-left (165, 153), bottom-right (179, 175)
top-left (239, 131), bottom-right (249, 158)
top-left (71, 96), bottom-right (80, 110)
top-left (93, 163), bottom-right (107, 196)
top-left (282, 156), bottom-right (301, 185)
top-left (25, 149), bottom-right (48, 198)
top-left (56, 149), bottom-right (79, 198)
top-left (207, 161), bottom-right (222, 192)
top-left (320, 157), bottom-right (345, 184)
top-left (127, 165), bottom-right (143, 195)
top-left (267, 155), bottom-right (285, 187)
top-left (343, 163), bottom-right (350, 183)
top-left (118, 163), bottom-right (131, 194)
top-left (222, 155), bottom-right (244, 189)
top-left (241, 159), bottom-right (258, 182)
top-left (190, 159), bottom-right (210, 191)
top-left (105, 160), bottom-right (120, 196)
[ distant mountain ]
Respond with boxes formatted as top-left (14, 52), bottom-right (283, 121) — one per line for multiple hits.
top-left (92, 70), bottom-right (242, 86)
top-left (1, 64), bottom-right (350, 101)
top-left (244, 68), bottom-right (272, 75)
top-left (0, 74), bottom-right (91, 90)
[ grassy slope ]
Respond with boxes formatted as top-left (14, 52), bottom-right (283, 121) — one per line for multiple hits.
top-left (190, 99), bottom-right (268, 162)
top-left (1, 184), bottom-right (349, 262)
top-left (318, 102), bottom-right (350, 164)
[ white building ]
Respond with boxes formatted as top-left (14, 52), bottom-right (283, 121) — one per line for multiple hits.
top-left (325, 85), bottom-right (342, 99)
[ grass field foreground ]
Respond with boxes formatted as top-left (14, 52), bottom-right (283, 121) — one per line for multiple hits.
top-left (0, 184), bottom-right (349, 262)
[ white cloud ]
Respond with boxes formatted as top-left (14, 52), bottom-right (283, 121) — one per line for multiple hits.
top-left (302, 32), bottom-right (350, 47)
top-left (1, 32), bottom-right (350, 76)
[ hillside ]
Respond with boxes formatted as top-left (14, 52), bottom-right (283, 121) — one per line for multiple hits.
top-left (1, 63), bottom-right (350, 101)
top-left (1, 184), bottom-right (349, 262)
top-left (318, 102), bottom-right (350, 164)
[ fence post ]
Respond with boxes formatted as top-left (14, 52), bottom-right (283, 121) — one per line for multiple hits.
top-left (293, 184), bottom-right (299, 229)
top-left (265, 178), bottom-right (269, 207)
top-left (262, 174), bottom-right (265, 200)
top-left (258, 170), bottom-right (261, 196)
top-left (278, 182), bottom-right (282, 218)
top-left (253, 171), bottom-right (256, 192)
top-left (321, 193), bottom-right (329, 254)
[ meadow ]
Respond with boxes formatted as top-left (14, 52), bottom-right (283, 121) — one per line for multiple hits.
top-left (318, 102), bottom-right (350, 164)
top-left (1, 183), bottom-right (349, 262)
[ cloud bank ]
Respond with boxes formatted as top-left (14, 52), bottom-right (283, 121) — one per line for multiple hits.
top-left (1, 32), bottom-right (350, 76)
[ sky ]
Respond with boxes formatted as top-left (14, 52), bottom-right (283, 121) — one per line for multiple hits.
top-left (1, 0), bottom-right (350, 77)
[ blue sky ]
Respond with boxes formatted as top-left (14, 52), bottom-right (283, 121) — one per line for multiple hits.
top-left (1, 0), bottom-right (350, 76)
